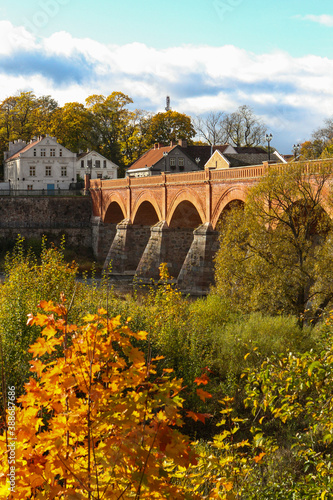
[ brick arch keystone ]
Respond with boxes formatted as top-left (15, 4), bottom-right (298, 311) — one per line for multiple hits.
top-left (212, 187), bottom-right (247, 229)
top-left (102, 192), bottom-right (127, 222)
top-left (167, 188), bottom-right (206, 227)
top-left (131, 191), bottom-right (163, 224)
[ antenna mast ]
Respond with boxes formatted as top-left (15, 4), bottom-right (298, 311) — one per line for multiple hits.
top-left (165, 96), bottom-right (171, 112)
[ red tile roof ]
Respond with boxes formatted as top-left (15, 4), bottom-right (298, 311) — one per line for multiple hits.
top-left (127, 145), bottom-right (177, 171)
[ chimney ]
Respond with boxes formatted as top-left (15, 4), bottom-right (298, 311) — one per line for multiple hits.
top-left (178, 139), bottom-right (187, 148)
top-left (170, 140), bottom-right (178, 147)
top-left (154, 143), bottom-right (162, 149)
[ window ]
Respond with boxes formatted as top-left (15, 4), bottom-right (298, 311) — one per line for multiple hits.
top-left (50, 148), bottom-right (56, 156)
top-left (33, 149), bottom-right (36, 157)
top-left (61, 166), bottom-right (67, 177)
top-left (45, 166), bottom-right (52, 176)
top-left (40, 148), bottom-right (46, 156)
top-left (103, 160), bottom-right (106, 168)
top-left (95, 160), bottom-right (100, 168)
top-left (59, 149), bottom-right (62, 157)
top-left (87, 159), bottom-right (92, 169)
top-left (29, 166), bottom-right (36, 177)
top-left (97, 173), bottom-right (102, 179)
top-left (81, 160), bottom-right (84, 168)
top-left (27, 185), bottom-right (33, 190)
top-left (178, 158), bottom-right (184, 167)
top-left (169, 158), bottom-right (176, 168)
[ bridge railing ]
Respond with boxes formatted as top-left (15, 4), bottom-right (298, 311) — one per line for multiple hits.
top-left (90, 158), bottom-right (333, 191)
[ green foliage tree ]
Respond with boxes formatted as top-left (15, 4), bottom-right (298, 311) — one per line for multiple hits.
top-left (214, 161), bottom-right (333, 320)
top-left (242, 316), bottom-right (333, 498)
top-left (0, 237), bottom-right (78, 399)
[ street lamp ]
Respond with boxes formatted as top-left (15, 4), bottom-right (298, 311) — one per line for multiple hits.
top-left (293, 143), bottom-right (300, 160)
top-left (265, 133), bottom-right (273, 161)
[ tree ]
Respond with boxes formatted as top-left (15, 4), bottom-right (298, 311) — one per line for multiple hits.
top-left (223, 105), bottom-right (267, 147)
top-left (145, 110), bottom-right (196, 147)
top-left (120, 109), bottom-right (152, 166)
top-left (301, 117), bottom-right (333, 159)
top-left (48, 102), bottom-right (92, 152)
top-left (85, 92), bottom-right (134, 174)
top-left (214, 161), bottom-right (333, 320)
top-left (0, 299), bottom-right (199, 499)
top-left (194, 111), bottom-right (228, 145)
top-left (300, 140), bottom-right (324, 160)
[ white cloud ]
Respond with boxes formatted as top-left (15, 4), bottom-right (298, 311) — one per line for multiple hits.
top-left (301, 14), bottom-right (333, 27)
top-left (0, 21), bottom-right (333, 152)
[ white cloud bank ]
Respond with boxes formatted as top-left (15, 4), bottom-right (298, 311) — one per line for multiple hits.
top-left (0, 21), bottom-right (333, 152)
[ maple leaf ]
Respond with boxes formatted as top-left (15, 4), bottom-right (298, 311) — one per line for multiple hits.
top-left (186, 411), bottom-right (212, 424)
top-left (30, 359), bottom-right (46, 377)
top-left (194, 373), bottom-right (210, 386)
top-left (196, 388), bottom-right (212, 402)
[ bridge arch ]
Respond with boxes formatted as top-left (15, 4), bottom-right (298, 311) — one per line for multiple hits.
top-left (103, 193), bottom-right (127, 223)
top-left (167, 189), bottom-right (205, 228)
top-left (212, 187), bottom-right (247, 229)
top-left (132, 193), bottom-right (162, 225)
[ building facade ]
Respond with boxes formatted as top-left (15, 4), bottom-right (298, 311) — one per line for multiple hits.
top-left (4, 136), bottom-right (76, 191)
top-left (77, 151), bottom-right (118, 180)
top-left (4, 137), bottom-right (119, 191)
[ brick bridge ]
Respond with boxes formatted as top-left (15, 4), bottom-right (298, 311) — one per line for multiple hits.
top-left (89, 160), bottom-right (331, 294)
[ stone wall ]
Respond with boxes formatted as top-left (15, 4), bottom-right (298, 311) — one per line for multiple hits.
top-left (0, 196), bottom-right (92, 249)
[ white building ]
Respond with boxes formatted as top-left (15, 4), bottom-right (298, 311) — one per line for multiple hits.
top-left (4, 136), bottom-right (76, 191)
top-left (77, 150), bottom-right (118, 180)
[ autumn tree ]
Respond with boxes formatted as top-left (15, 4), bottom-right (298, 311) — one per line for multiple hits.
top-left (299, 139), bottom-right (324, 160)
top-left (0, 92), bottom-right (58, 145)
top-left (120, 109), bottom-right (152, 166)
top-left (0, 299), bottom-right (200, 499)
top-left (300, 117), bottom-right (333, 160)
top-left (145, 110), bottom-right (196, 147)
top-left (214, 161), bottom-right (333, 320)
top-left (48, 101), bottom-right (92, 153)
top-left (85, 92), bottom-right (134, 174)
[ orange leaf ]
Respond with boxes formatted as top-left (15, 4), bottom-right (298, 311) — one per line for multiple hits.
top-left (186, 411), bottom-right (212, 424)
top-left (196, 388), bottom-right (212, 402)
top-left (194, 373), bottom-right (210, 386)
top-left (254, 452), bottom-right (266, 463)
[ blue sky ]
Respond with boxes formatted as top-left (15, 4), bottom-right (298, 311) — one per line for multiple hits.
top-left (0, 0), bottom-right (333, 153)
